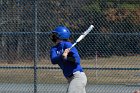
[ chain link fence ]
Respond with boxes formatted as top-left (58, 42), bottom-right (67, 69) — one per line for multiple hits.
top-left (0, 0), bottom-right (140, 93)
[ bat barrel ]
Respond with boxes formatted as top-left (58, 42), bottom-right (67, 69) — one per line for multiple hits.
top-left (70, 25), bottom-right (94, 50)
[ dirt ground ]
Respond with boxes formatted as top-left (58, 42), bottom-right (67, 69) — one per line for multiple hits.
top-left (0, 55), bottom-right (140, 84)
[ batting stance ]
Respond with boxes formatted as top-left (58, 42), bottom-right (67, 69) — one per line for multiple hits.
top-left (50, 25), bottom-right (87, 93)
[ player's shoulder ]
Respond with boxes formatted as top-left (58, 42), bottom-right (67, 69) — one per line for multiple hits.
top-left (63, 41), bottom-right (72, 48)
top-left (64, 41), bottom-right (72, 45)
top-left (63, 41), bottom-right (78, 52)
top-left (50, 46), bottom-right (57, 50)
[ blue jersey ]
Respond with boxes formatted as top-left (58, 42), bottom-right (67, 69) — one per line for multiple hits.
top-left (50, 41), bottom-right (83, 77)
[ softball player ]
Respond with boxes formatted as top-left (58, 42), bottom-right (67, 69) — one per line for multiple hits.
top-left (50, 25), bottom-right (87, 93)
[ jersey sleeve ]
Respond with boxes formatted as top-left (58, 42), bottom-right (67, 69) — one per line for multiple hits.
top-left (50, 47), bottom-right (62, 64)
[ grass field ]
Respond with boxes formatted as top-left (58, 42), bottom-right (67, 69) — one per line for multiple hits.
top-left (0, 55), bottom-right (140, 85)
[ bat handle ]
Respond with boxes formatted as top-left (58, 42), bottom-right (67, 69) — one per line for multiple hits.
top-left (69, 42), bottom-right (77, 50)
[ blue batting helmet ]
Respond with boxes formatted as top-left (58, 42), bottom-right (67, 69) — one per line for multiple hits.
top-left (52, 26), bottom-right (71, 39)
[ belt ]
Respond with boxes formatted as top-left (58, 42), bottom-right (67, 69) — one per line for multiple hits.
top-left (67, 73), bottom-right (74, 78)
top-left (67, 71), bottom-right (83, 78)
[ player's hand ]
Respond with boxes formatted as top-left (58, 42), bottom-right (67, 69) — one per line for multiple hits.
top-left (133, 90), bottom-right (140, 93)
top-left (62, 48), bottom-right (70, 59)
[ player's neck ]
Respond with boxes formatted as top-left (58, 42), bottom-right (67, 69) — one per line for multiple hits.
top-left (55, 39), bottom-right (61, 44)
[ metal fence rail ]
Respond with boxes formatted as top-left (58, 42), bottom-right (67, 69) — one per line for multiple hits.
top-left (0, 0), bottom-right (140, 93)
top-left (0, 32), bottom-right (140, 93)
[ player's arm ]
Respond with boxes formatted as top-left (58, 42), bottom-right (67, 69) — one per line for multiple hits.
top-left (62, 48), bottom-right (80, 65)
top-left (69, 48), bottom-right (80, 65)
top-left (50, 47), bottom-right (62, 64)
top-left (62, 42), bottom-right (80, 64)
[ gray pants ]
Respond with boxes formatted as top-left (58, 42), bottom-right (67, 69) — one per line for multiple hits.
top-left (66, 71), bottom-right (87, 93)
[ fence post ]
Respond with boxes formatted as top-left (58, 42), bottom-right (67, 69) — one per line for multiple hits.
top-left (95, 51), bottom-right (98, 78)
top-left (34, 0), bottom-right (38, 93)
